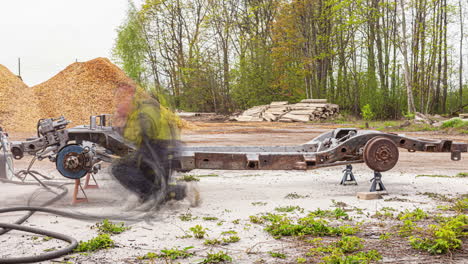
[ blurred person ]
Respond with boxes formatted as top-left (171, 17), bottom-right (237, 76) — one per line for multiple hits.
top-left (111, 82), bottom-right (186, 205)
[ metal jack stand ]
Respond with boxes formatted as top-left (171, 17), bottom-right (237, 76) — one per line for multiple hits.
top-left (369, 171), bottom-right (386, 192)
top-left (83, 172), bottom-right (99, 189)
top-left (340, 165), bottom-right (357, 185)
top-left (72, 179), bottom-right (88, 205)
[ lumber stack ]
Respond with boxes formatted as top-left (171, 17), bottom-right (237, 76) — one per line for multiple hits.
top-left (233, 99), bottom-right (339, 122)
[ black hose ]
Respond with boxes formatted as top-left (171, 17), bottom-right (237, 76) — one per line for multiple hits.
top-left (0, 223), bottom-right (78, 264)
top-left (0, 179), bottom-right (78, 264)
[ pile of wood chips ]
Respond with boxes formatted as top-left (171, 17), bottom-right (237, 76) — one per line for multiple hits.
top-left (0, 65), bottom-right (41, 132)
top-left (233, 99), bottom-right (339, 122)
top-left (0, 58), bottom-right (134, 132)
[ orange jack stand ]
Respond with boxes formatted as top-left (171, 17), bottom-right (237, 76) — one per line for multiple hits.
top-left (72, 179), bottom-right (88, 205)
top-left (84, 173), bottom-right (99, 189)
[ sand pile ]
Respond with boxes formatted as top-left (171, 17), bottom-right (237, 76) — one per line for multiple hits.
top-left (34, 57), bottom-right (134, 127)
top-left (0, 65), bottom-right (41, 132)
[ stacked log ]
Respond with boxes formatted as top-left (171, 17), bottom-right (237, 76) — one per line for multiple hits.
top-left (233, 99), bottom-right (339, 122)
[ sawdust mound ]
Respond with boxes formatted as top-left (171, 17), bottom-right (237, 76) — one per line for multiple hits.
top-left (34, 57), bottom-right (134, 127)
top-left (0, 65), bottom-right (41, 132)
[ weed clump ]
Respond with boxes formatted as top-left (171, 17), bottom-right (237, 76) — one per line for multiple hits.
top-left (264, 214), bottom-right (359, 238)
top-left (189, 225), bottom-right (208, 239)
top-left (179, 212), bottom-right (198, 221)
top-left (309, 208), bottom-right (350, 220)
top-left (138, 246), bottom-right (194, 260)
top-left (74, 234), bottom-right (115, 252)
top-left (397, 208), bottom-right (428, 221)
top-left (409, 214), bottom-right (468, 254)
top-left (307, 236), bottom-right (381, 264)
top-left (94, 219), bottom-right (130, 234)
top-left (200, 251), bottom-right (232, 263)
top-left (274, 205), bottom-right (304, 213)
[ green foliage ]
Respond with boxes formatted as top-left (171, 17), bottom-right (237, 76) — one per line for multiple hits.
top-left (308, 208), bottom-right (350, 220)
top-left (263, 214), bottom-right (359, 238)
top-left (320, 249), bottom-right (382, 264)
top-left (203, 216), bottom-right (219, 221)
top-left (269, 251), bottom-right (287, 259)
top-left (379, 233), bottom-right (392, 240)
top-left (361, 104), bottom-right (375, 121)
top-left (397, 208), bottom-right (428, 221)
top-left (296, 257), bottom-right (307, 263)
top-left (274, 205), bottom-right (304, 213)
top-left (94, 219), bottom-right (130, 235)
top-left (251, 201), bottom-right (268, 206)
top-left (409, 214), bottom-right (467, 254)
top-left (397, 220), bottom-right (417, 237)
top-left (285, 192), bottom-right (309, 199)
top-left (450, 198), bottom-right (468, 213)
top-left (179, 213), bottom-right (198, 221)
top-left (333, 236), bottom-right (364, 253)
top-left (189, 225), bottom-right (208, 239)
top-left (138, 246), bottom-right (194, 260)
top-left (74, 234), bottom-right (115, 252)
top-left (200, 251), bottom-right (232, 263)
top-left (441, 118), bottom-right (468, 128)
top-left (249, 215), bottom-right (265, 224)
top-left (307, 236), bottom-right (381, 264)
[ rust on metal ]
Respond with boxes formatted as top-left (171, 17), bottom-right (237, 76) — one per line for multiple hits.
top-left (363, 137), bottom-right (399, 172)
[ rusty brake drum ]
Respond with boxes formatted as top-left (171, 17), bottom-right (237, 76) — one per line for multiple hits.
top-left (363, 136), bottom-right (399, 172)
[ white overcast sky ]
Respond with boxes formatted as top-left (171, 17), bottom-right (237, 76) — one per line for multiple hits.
top-left (0, 0), bottom-right (142, 86)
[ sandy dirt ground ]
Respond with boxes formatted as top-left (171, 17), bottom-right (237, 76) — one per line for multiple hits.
top-left (1, 122), bottom-right (467, 263)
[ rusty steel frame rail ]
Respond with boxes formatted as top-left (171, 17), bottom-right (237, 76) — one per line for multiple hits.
top-left (178, 128), bottom-right (467, 172)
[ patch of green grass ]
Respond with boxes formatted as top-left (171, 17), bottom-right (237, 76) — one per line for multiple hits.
top-left (137, 246), bottom-right (194, 260)
top-left (285, 192), bottom-right (309, 199)
top-left (269, 251), bottom-right (287, 259)
top-left (43, 247), bottom-right (56, 252)
top-left (456, 172), bottom-right (468, 177)
top-left (200, 251), bottom-right (232, 263)
top-left (74, 234), bottom-right (115, 252)
top-left (232, 219), bottom-right (240, 224)
top-left (203, 216), bottom-right (219, 221)
top-left (189, 225), bottom-right (208, 239)
top-left (441, 118), bottom-right (468, 128)
top-left (43, 236), bottom-right (53, 242)
top-left (179, 175), bottom-right (200, 182)
top-left (94, 219), bottom-right (130, 235)
top-left (416, 174), bottom-right (452, 178)
top-left (179, 212), bottom-right (198, 221)
top-left (274, 205), bottom-right (304, 213)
